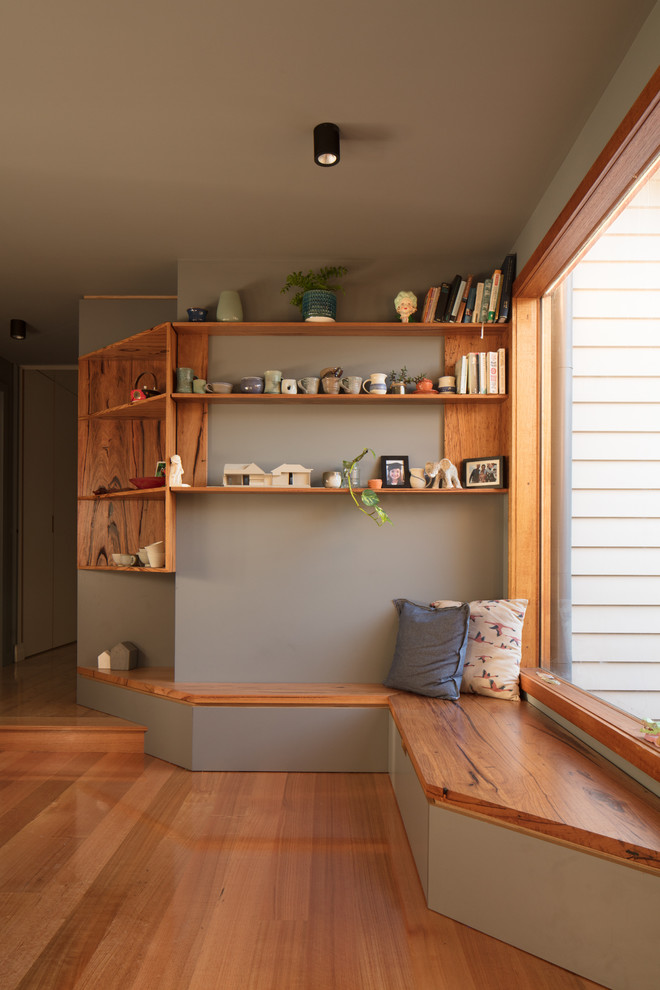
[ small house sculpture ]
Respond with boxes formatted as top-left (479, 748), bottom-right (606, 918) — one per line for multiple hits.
top-left (271, 464), bottom-right (314, 488)
top-left (223, 463), bottom-right (271, 487)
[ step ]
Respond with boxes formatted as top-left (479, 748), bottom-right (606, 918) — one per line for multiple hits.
top-left (0, 715), bottom-right (147, 752)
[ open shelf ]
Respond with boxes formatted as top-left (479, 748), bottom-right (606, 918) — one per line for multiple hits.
top-left (172, 392), bottom-right (507, 404)
top-left (172, 321), bottom-right (510, 338)
top-left (172, 486), bottom-right (508, 495)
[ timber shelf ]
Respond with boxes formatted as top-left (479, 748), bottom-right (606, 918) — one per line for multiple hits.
top-left (172, 392), bottom-right (508, 404)
top-left (172, 320), bottom-right (510, 337)
top-left (172, 486), bottom-right (508, 495)
top-left (83, 394), bottom-right (168, 420)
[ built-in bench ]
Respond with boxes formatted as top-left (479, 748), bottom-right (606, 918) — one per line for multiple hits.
top-left (78, 665), bottom-right (659, 988)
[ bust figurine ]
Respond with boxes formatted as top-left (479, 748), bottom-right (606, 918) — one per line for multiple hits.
top-left (169, 454), bottom-right (190, 487)
top-left (394, 290), bottom-right (418, 323)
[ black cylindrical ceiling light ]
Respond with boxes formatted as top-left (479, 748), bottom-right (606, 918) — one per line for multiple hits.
top-left (314, 123), bottom-right (340, 167)
top-left (10, 319), bottom-right (26, 340)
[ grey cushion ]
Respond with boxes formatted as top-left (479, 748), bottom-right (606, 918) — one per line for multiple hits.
top-left (384, 600), bottom-right (470, 699)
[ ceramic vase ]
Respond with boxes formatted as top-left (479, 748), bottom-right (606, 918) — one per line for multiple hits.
top-left (216, 290), bottom-right (243, 322)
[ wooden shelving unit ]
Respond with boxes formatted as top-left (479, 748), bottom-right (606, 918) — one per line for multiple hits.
top-left (78, 320), bottom-right (511, 573)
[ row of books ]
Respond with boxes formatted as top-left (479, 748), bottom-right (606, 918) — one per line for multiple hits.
top-left (420, 254), bottom-right (516, 325)
top-left (455, 349), bottom-right (506, 395)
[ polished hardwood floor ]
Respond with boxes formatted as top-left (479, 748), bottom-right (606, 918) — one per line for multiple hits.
top-left (0, 649), bottom-right (604, 989)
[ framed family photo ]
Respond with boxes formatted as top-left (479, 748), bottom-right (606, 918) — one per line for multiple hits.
top-left (381, 455), bottom-right (409, 488)
top-left (462, 456), bottom-right (505, 489)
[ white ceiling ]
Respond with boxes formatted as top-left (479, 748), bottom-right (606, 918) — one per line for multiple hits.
top-left (1, 0), bottom-right (654, 364)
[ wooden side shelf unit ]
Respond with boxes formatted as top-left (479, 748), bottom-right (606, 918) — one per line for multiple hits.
top-left (78, 321), bottom-right (511, 573)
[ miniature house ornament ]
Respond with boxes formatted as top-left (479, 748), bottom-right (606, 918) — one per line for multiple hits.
top-left (394, 290), bottom-right (418, 323)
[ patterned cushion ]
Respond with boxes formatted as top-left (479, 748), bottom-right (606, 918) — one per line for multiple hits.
top-left (431, 599), bottom-right (528, 700)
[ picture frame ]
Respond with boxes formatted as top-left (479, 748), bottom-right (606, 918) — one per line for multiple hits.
top-left (381, 455), bottom-right (409, 488)
top-left (462, 456), bottom-right (505, 489)
top-left (155, 461), bottom-right (167, 477)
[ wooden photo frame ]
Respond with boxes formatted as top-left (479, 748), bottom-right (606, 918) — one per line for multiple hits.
top-left (462, 456), bottom-right (504, 489)
top-left (381, 455), bottom-right (409, 488)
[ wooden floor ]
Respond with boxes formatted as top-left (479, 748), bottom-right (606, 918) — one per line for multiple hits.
top-left (0, 650), bottom-right (604, 990)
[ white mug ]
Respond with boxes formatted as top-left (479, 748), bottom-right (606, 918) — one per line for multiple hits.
top-left (281, 379), bottom-right (297, 394)
top-left (362, 373), bottom-right (388, 393)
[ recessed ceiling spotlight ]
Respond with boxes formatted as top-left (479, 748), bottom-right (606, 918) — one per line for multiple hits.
top-left (10, 319), bottom-right (26, 340)
top-left (314, 123), bottom-right (340, 167)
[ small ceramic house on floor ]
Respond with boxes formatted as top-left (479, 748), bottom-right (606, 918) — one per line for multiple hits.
top-left (223, 463), bottom-right (272, 487)
top-left (271, 464), bottom-right (314, 488)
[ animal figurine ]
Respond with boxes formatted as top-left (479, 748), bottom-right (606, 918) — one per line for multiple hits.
top-left (424, 458), bottom-right (462, 489)
top-left (169, 454), bottom-right (190, 487)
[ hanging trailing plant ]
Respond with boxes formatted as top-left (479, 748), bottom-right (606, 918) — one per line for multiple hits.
top-left (342, 448), bottom-right (392, 527)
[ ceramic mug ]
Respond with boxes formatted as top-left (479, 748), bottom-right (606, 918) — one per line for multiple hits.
top-left (264, 370), bottom-right (282, 394)
top-left (362, 374), bottom-right (387, 394)
top-left (321, 376), bottom-right (341, 394)
top-left (192, 378), bottom-right (207, 393)
top-left (205, 382), bottom-right (233, 394)
top-left (176, 367), bottom-right (195, 393)
top-left (112, 553), bottom-right (136, 566)
top-left (297, 376), bottom-right (320, 394)
top-left (186, 308), bottom-right (208, 322)
top-left (323, 471), bottom-right (342, 488)
top-left (409, 468), bottom-right (427, 489)
top-left (340, 376), bottom-right (362, 394)
top-left (137, 548), bottom-right (150, 566)
top-left (145, 541), bottom-right (164, 553)
top-left (147, 549), bottom-right (165, 568)
top-left (281, 379), bottom-right (297, 394)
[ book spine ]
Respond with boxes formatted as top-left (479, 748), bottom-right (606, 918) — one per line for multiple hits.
top-left (434, 282), bottom-right (451, 322)
top-left (448, 278), bottom-right (466, 322)
top-left (463, 284), bottom-right (477, 322)
top-left (467, 353), bottom-right (478, 394)
top-left (457, 355), bottom-right (468, 394)
top-left (487, 269), bottom-right (502, 322)
top-left (478, 352), bottom-right (487, 394)
top-left (497, 254), bottom-right (516, 323)
top-left (472, 281), bottom-right (484, 323)
top-left (443, 276), bottom-right (462, 323)
top-left (454, 274), bottom-right (473, 324)
top-left (498, 347), bottom-right (506, 394)
top-left (479, 278), bottom-right (492, 322)
top-left (487, 351), bottom-right (498, 393)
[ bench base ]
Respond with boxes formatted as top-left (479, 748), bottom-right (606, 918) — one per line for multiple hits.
top-left (389, 716), bottom-right (658, 990)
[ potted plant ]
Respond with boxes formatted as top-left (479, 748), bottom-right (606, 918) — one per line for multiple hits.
top-left (342, 448), bottom-right (392, 527)
top-left (281, 265), bottom-right (347, 322)
top-left (388, 367), bottom-right (418, 394)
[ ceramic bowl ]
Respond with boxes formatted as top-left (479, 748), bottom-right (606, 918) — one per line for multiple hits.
top-left (239, 377), bottom-right (264, 393)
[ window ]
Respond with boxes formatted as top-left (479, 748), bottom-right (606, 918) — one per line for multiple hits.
top-left (543, 164), bottom-right (660, 722)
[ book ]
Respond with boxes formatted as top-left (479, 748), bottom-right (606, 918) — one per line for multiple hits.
top-left (487, 351), bottom-right (499, 394)
top-left (434, 282), bottom-right (451, 322)
top-left (448, 277), bottom-right (466, 322)
top-left (421, 286), bottom-right (440, 323)
top-left (472, 281), bottom-right (484, 323)
top-left (497, 254), bottom-right (516, 323)
top-left (443, 276), bottom-right (463, 324)
top-left (479, 278), bottom-right (492, 322)
top-left (478, 352), bottom-right (488, 394)
top-left (498, 347), bottom-right (506, 393)
top-left (487, 269), bottom-right (502, 322)
top-left (454, 274), bottom-right (474, 324)
top-left (467, 352), bottom-right (479, 394)
top-left (463, 284), bottom-right (477, 322)
top-left (455, 355), bottom-right (468, 394)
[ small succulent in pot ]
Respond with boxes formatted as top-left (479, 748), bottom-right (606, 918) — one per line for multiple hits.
top-left (281, 266), bottom-right (348, 322)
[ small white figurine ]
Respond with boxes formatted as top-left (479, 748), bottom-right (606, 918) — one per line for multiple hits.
top-left (424, 458), bottom-right (462, 489)
top-left (394, 290), bottom-right (418, 323)
top-left (169, 454), bottom-right (190, 487)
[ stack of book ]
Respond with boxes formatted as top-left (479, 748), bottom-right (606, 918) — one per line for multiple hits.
top-left (420, 254), bottom-right (516, 324)
top-left (454, 349), bottom-right (506, 395)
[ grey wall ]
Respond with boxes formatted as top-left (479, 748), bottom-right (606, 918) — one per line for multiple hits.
top-left (512, 2), bottom-right (660, 269)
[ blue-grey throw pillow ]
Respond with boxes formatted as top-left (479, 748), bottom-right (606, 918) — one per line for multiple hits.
top-left (384, 599), bottom-right (470, 699)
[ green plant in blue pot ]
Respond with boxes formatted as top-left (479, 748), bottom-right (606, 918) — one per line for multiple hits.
top-left (280, 265), bottom-right (347, 322)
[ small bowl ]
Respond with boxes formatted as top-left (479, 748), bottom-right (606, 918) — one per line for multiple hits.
top-left (129, 477), bottom-right (166, 489)
top-left (208, 382), bottom-right (233, 394)
top-left (187, 308), bottom-right (208, 322)
top-left (239, 377), bottom-right (264, 394)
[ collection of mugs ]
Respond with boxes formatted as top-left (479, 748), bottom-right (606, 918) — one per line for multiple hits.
top-left (176, 367), bottom-right (452, 396)
top-left (112, 541), bottom-right (165, 569)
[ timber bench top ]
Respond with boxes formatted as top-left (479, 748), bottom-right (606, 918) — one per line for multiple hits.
top-left (389, 691), bottom-right (660, 874)
top-left (78, 666), bottom-right (660, 872)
